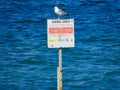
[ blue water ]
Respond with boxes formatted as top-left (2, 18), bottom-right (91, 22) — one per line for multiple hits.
top-left (0, 0), bottom-right (120, 90)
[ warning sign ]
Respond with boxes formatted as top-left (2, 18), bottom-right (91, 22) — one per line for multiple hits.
top-left (47, 19), bottom-right (75, 48)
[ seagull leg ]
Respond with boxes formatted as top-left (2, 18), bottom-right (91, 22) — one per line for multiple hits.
top-left (58, 15), bottom-right (60, 20)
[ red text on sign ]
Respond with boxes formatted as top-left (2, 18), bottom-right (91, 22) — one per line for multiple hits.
top-left (49, 27), bottom-right (73, 34)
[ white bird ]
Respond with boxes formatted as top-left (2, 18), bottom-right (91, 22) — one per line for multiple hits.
top-left (54, 6), bottom-right (67, 19)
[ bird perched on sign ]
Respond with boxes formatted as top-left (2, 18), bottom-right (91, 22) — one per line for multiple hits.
top-left (54, 6), bottom-right (67, 19)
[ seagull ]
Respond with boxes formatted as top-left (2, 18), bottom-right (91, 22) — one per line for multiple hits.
top-left (54, 6), bottom-right (67, 19)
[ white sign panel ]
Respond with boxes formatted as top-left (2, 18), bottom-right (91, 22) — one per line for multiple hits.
top-left (47, 19), bottom-right (75, 48)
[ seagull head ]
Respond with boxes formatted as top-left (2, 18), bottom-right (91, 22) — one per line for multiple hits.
top-left (54, 6), bottom-right (58, 10)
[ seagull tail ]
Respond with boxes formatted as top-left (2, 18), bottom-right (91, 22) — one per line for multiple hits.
top-left (64, 12), bottom-right (68, 16)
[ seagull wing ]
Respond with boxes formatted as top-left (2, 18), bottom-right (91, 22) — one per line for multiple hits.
top-left (58, 8), bottom-right (67, 15)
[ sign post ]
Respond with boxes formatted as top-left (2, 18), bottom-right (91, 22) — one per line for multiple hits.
top-left (58, 48), bottom-right (62, 90)
top-left (47, 19), bottom-right (74, 90)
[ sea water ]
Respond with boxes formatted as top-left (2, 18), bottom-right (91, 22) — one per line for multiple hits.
top-left (0, 0), bottom-right (120, 90)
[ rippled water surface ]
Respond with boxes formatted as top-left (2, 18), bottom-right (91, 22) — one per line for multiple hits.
top-left (0, 0), bottom-right (120, 90)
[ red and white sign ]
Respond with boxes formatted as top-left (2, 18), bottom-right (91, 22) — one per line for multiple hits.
top-left (47, 19), bottom-right (74, 48)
